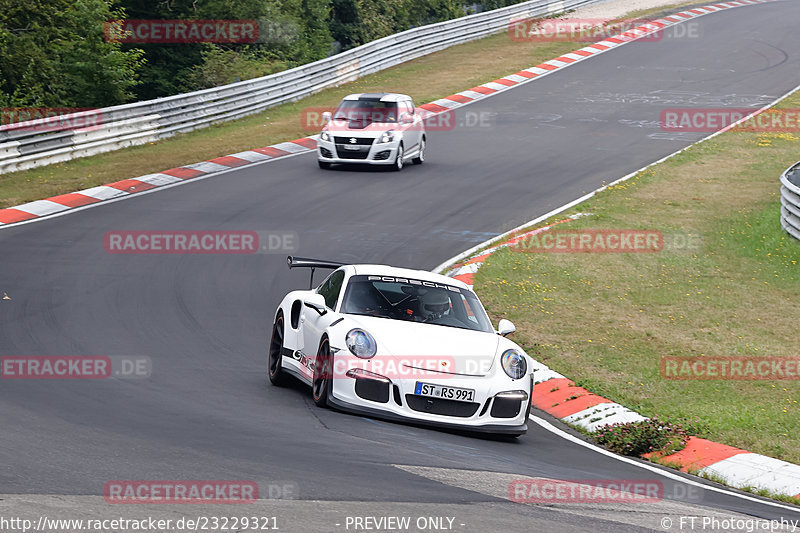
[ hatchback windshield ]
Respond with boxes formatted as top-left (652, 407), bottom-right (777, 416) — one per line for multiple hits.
top-left (340, 275), bottom-right (494, 333)
top-left (333, 100), bottom-right (398, 124)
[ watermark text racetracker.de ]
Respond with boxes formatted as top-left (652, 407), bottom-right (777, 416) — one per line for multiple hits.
top-left (509, 479), bottom-right (665, 503)
top-left (661, 108), bottom-right (800, 133)
top-left (311, 354), bottom-right (501, 380)
top-left (104, 231), bottom-right (298, 254)
top-left (104, 19), bottom-right (258, 43)
top-left (661, 356), bottom-right (800, 380)
top-left (300, 106), bottom-right (493, 132)
top-left (508, 18), bottom-right (700, 42)
top-left (1, 356), bottom-right (151, 379)
top-left (508, 229), bottom-right (702, 253)
top-left (1, 107), bottom-right (102, 133)
top-left (104, 480), bottom-right (266, 504)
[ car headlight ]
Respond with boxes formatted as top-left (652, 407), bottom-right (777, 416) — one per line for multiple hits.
top-left (346, 329), bottom-right (377, 359)
top-left (500, 349), bottom-right (527, 379)
top-left (378, 131), bottom-right (394, 144)
top-left (320, 131), bottom-right (330, 142)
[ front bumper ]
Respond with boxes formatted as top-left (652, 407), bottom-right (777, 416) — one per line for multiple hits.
top-left (329, 370), bottom-right (533, 436)
top-left (328, 394), bottom-right (528, 436)
top-left (317, 137), bottom-right (398, 165)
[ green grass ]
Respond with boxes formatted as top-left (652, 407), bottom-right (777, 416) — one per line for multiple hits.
top-left (474, 96), bottom-right (800, 464)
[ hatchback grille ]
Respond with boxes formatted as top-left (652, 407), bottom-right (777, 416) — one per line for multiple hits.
top-left (335, 147), bottom-right (370, 159)
top-left (334, 137), bottom-right (374, 145)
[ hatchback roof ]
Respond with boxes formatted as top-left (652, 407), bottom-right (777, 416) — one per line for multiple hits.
top-left (341, 93), bottom-right (412, 102)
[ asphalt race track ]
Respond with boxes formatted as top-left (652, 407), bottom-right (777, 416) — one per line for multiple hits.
top-left (2, 2), bottom-right (800, 531)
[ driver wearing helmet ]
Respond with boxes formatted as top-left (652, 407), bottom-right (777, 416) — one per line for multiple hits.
top-left (417, 288), bottom-right (451, 322)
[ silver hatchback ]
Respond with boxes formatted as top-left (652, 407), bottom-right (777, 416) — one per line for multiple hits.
top-left (317, 93), bottom-right (426, 171)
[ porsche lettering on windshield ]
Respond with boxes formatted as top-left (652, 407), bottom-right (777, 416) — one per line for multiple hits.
top-left (366, 275), bottom-right (462, 293)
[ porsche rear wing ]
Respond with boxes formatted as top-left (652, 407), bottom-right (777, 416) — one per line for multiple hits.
top-left (287, 255), bottom-right (347, 288)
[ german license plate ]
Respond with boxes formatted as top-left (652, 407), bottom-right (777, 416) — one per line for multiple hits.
top-left (415, 382), bottom-right (475, 402)
top-left (343, 144), bottom-right (362, 150)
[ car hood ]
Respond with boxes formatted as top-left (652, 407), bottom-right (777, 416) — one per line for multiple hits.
top-left (339, 315), bottom-right (500, 376)
top-left (324, 120), bottom-right (395, 134)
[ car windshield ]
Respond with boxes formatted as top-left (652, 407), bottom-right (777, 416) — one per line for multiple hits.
top-left (333, 100), bottom-right (398, 124)
top-left (340, 275), bottom-right (495, 333)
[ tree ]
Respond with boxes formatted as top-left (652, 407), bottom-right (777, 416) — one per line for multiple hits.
top-left (0, 0), bottom-right (144, 108)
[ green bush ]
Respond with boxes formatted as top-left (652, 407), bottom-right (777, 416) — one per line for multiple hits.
top-left (185, 46), bottom-right (285, 90)
top-left (594, 417), bottom-right (706, 457)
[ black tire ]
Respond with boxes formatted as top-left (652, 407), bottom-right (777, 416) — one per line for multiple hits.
top-left (412, 137), bottom-right (425, 165)
top-left (318, 161), bottom-right (332, 169)
top-left (268, 314), bottom-right (289, 386)
top-left (312, 337), bottom-right (332, 407)
top-left (392, 143), bottom-right (404, 171)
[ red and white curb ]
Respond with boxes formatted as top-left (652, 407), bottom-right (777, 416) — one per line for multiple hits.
top-left (0, 139), bottom-right (318, 226)
top-left (0, 0), bottom-right (776, 229)
top-left (648, 438), bottom-right (800, 499)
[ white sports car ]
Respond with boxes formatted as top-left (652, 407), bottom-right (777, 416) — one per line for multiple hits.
top-left (316, 93), bottom-right (426, 171)
top-left (268, 257), bottom-right (534, 436)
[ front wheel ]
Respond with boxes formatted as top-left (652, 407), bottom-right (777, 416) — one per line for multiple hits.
top-left (393, 144), bottom-right (404, 171)
top-left (412, 137), bottom-right (425, 165)
top-left (312, 337), bottom-right (332, 407)
top-left (268, 314), bottom-right (288, 386)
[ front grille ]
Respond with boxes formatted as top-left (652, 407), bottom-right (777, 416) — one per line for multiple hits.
top-left (405, 395), bottom-right (479, 418)
top-left (335, 145), bottom-right (370, 159)
top-left (334, 137), bottom-right (374, 145)
top-left (319, 147), bottom-right (333, 158)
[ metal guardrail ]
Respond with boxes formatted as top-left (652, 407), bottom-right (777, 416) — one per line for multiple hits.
top-left (780, 161), bottom-right (800, 242)
top-left (0, 0), bottom-right (600, 174)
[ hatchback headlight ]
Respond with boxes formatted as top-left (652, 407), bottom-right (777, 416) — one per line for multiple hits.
top-left (500, 349), bottom-right (527, 379)
top-left (320, 131), bottom-right (330, 142)
top-left (378, 131), bottom-right (394, 144)
top-left (346, 329), bottom-right (377, 359)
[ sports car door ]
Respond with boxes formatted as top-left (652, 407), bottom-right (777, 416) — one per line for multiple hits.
top-left (302, 270), bottom-right (345, 377)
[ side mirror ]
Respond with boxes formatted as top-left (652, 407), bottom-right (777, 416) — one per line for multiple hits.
top-left (322, 111), bottom-right (332, 124)
top-left (497, 319), bottom-right (516, 337)
top-left (304, 293), bottom-right (328, 316)
top-left (400, 112), bottom-right (414, 124)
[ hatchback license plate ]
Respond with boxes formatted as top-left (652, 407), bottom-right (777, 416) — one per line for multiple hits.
top-left (415, 382), bottom-right (475, 402)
